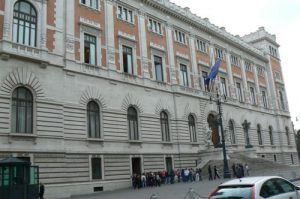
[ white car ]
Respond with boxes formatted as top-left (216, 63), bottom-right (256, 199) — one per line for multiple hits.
top-left (208, 176), bottom-right (300, 199)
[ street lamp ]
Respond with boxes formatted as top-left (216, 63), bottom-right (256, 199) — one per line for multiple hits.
top-left (210, 92), bottom-right (231, 179)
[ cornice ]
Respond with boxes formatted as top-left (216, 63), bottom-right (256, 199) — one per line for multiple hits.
top-left (141, 0), bottom-right (268, 62)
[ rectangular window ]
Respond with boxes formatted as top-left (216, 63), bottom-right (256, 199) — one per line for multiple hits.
top-left (236, 82), bottom-right (243, 102)
top-left (230, 55), bottom-right (239, 66)
top-left (250, 87), bottom-right (256, 105)
top-left (257, 66), bottom-right (265, 77)
top-left (149, 18), bottom-right (162, 35)
top-left (245, 61), bottom-right (252, 72)
top-left (202, 71), bottom-right (208, 88)
top-left (215, 48), bottom-right (224, 60)
top-left (262, 90), bottom-right (267, 108)
top-left (154, 56), bottom-right (163, 82)
top-left (84, 33), bottom-right (97, 65)
top-left (180, 64), bottom-right (188, 86)
top-left (196, 39), bottom-right (207, 53)
top-left (81, 0), bottom-right (98, 9)
top-left (117, 5), bottom-right (133, 23)
top-left (91, 158), bottom-right (102, 179)
top-left (221, 77), bottom-right (227, 96)
top-left (269, 46), bottom-right (278, 58)
top-left (122, 46), bottom-right (133, 74)
top-left (175, 30), bottom-right (186, 44)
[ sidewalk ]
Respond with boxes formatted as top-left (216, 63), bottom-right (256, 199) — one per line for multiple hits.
top-left (60, 179), bottom-right (224, 199)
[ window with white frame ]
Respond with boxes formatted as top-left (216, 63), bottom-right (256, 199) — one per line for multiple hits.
top-left (122, 45), bottom-right (134, 74)
top-left (202, 71), bottom-right (208, 89)
top-left (230, 55), bottom-right (239, 66)
top-left (269, 126), bottom-right (274, 145)
top-left (11, 87), bottom-right (33, 134)
top-left (84, 33), bottom-right (97, 65)
top-left (13, 1), bottom-right (37, 47)
top-left (245, 61), bottom-right (252, 72)
top-left (87, 101), bottom-right (100, 138)
top-left (257, 124), bottom-right (263, 145)
top-left (117, 5), bottom-right (133, 23)
top-left (81, 0), bottom-right (99, 10)
top-left (269, 46), bottom-right (278, 58)
top-left (257, 66), bottom-right (265, 77)
top-left (215, 47), bottom-right (224, 60)
top-left (91, 157), bottom-right (102, 179)
top-left (220, 77), bottom-right (227, 97)
top-left (261, 90), bottom-right (268, 108)
top-left (279, 90), bottom-right (285, 110)
top-left (154, 55), bottom-right (163, 82)
top-left (160, 111), bottom-right (170, 142)
top-left (236, 82), bottom-right (243, 102)
top-left (188, 114), bottom-right (197, 142)
top-left (250, 87), bottom-right (256, 105)
top-left (149, 18), bottom-right (162, 35)
top-left (196, 39), bottom-right (207, 53)
top-left (180, 64), bottom-right (188, 86)
top-left (175, 30), bottom-right (186, 44)
top-left (128, 107), bottom-right (139, 140)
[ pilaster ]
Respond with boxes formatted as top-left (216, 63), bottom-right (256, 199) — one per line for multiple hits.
top-left (189, 35), bottom-right (199, 89)
top-left (105, 0), bottom-right (116, 70)
top-left (240, 58), bottom-right (249, 103)
top-left (253, 64), bottom-right (261, 106)
top-left (64, 0), bottom-right (75, 61)
top-left (137, 11), bottom-right (149, 79)
top-left (166, 24), bottom-right (176, 84)
top-left (225, 51), bottom-right (235, 98)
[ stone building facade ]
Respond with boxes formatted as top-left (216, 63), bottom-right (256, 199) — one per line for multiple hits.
top-left (0, 0), bottom-right (297, 198)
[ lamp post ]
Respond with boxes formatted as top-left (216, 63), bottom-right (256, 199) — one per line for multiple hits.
top-left (215, 93), bottom-right (231, 179)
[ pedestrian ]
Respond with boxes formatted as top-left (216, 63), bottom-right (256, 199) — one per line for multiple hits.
top-left (39, 182), bottom-right (45, 199)
top-left (208, 165), bottom-right (213, 181)
top-left (214, 165), bottom-right (220, 179)
top-left (245, 163), bottom-right (249, 176)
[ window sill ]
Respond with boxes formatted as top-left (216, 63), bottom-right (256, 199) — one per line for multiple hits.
top-left (161, 141), bottom-right (173, 145)
top-left (128, 140), bottom-right (142, 144)
top-left (117, 18), bottom-right (135, 26)
top-left (10, 133), bottom-right (37, 138)
top-left (174, 41), bottom-right (188, 47)
top-left (196, 49), bottom-right (208, 55)
top-left (87, 138), bottom-right (104, 142)
top-left (149, 30), bottom-right (164, 37)
top-left (82, 63), bottom-right (100, 68)
top-left (80, 3), bottom-right (101, 13)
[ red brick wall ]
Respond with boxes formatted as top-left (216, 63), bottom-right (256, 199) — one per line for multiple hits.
top-left (114, 6), bottom-right (140, 73)
top-left (47, 29), bottom-right (55, 52)
top-left (232, 65), bottom-right (241, 76)
top-left (46, 0), bottom-right (56, 52)
top-left (0, 0), bottom-right (5, 40)
top-left (246, 71), bottom-right (254, 80)
top-left (258, 76), bottom-right (266, 85)
top-left (75, 1), bottom-right (106, 64)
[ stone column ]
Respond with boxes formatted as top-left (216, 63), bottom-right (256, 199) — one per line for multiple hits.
top-left (240, 58), bottom-right (249, 103)
top-left (253, 65), bottom-right (261, 106)
top-left (137, 11), bottom-right (149, 79)
top-left (166, 24), bottom-right (177, 84)
top-left (225, 51), bottom-right (235, 98)
top-left (189, 35), bottom-right (200, 89)
top-left (105, 0), bottom-right (116, 70)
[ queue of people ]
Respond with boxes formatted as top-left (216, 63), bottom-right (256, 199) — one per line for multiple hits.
top-left (131, 168), bottom-right (203, 189)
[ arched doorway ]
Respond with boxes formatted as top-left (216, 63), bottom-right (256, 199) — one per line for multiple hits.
top-left (207, 113), bottom-right (220, 147)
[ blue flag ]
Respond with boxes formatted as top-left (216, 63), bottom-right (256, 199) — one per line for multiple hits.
top-left (205, 59), bottom-right (222, 91)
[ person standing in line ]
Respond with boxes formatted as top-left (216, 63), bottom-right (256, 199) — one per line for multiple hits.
top-left (214, 165), bottom-right (220, 179)
top-left (245, 163), bottom-right (249, 176)
top-left (208, 165), bottom-right (213, 181)
top-left (39, 182), bottom-right (45, 199)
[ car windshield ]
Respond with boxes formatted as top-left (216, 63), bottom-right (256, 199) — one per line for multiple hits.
top-left (211, 185), bottom-right (253, 199)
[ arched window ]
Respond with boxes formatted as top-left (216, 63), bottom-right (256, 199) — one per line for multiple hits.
top-left (87, 101), bottom-right (100, 138)
top-left (229, 120), bottom-right (236, 144)
top-left (13, 1), bottom-right (37, 46)
top-left (188, 114), bottom-right (197, 142)
top-left (160, 111), bottom-right (170, 142)
top-left (286, 127), bottom-right (290, 145)
top-left (257, 124), bottom-right (263, 145)
top-left (279, 91), bottom-right (285, 110)
top-left (269, 126), bottom-right (274, 145)
top-left (128, 107), bottom-right (138, 140)
top-left (11, 87), bottom-right (33, 133)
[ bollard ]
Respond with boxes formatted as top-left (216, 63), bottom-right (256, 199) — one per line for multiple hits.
top-left (150, 194), bottom-right (159, 199)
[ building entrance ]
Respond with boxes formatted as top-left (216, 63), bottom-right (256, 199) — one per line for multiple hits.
top-left (131, 157), bottom-right (141, 175)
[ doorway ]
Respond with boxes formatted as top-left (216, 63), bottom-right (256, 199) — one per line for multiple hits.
top-left (131, 157), bottom-right (141, 175)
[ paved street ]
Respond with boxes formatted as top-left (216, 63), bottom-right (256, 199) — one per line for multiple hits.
top-left (60, 179), bottom-right (224, 199)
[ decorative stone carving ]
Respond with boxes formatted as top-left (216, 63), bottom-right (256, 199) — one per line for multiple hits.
top-left (80, 86), bottom-right (107, 108)
top-left (121, 93), bottom-right (144, 113)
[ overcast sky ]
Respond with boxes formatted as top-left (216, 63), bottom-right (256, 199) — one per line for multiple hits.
top-left (170, 0), bottom-right (300, 129)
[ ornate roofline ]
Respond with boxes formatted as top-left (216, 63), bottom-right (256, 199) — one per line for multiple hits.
top-left (141, 0), bottom-right (269, 62)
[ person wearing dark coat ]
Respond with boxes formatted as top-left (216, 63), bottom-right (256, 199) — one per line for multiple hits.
top-left (214, 165), bottom-right (220, 179)
top-left (208, 165), bottom-right (213, 181)
top-left (39, 182), bottom-right (45, 199)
